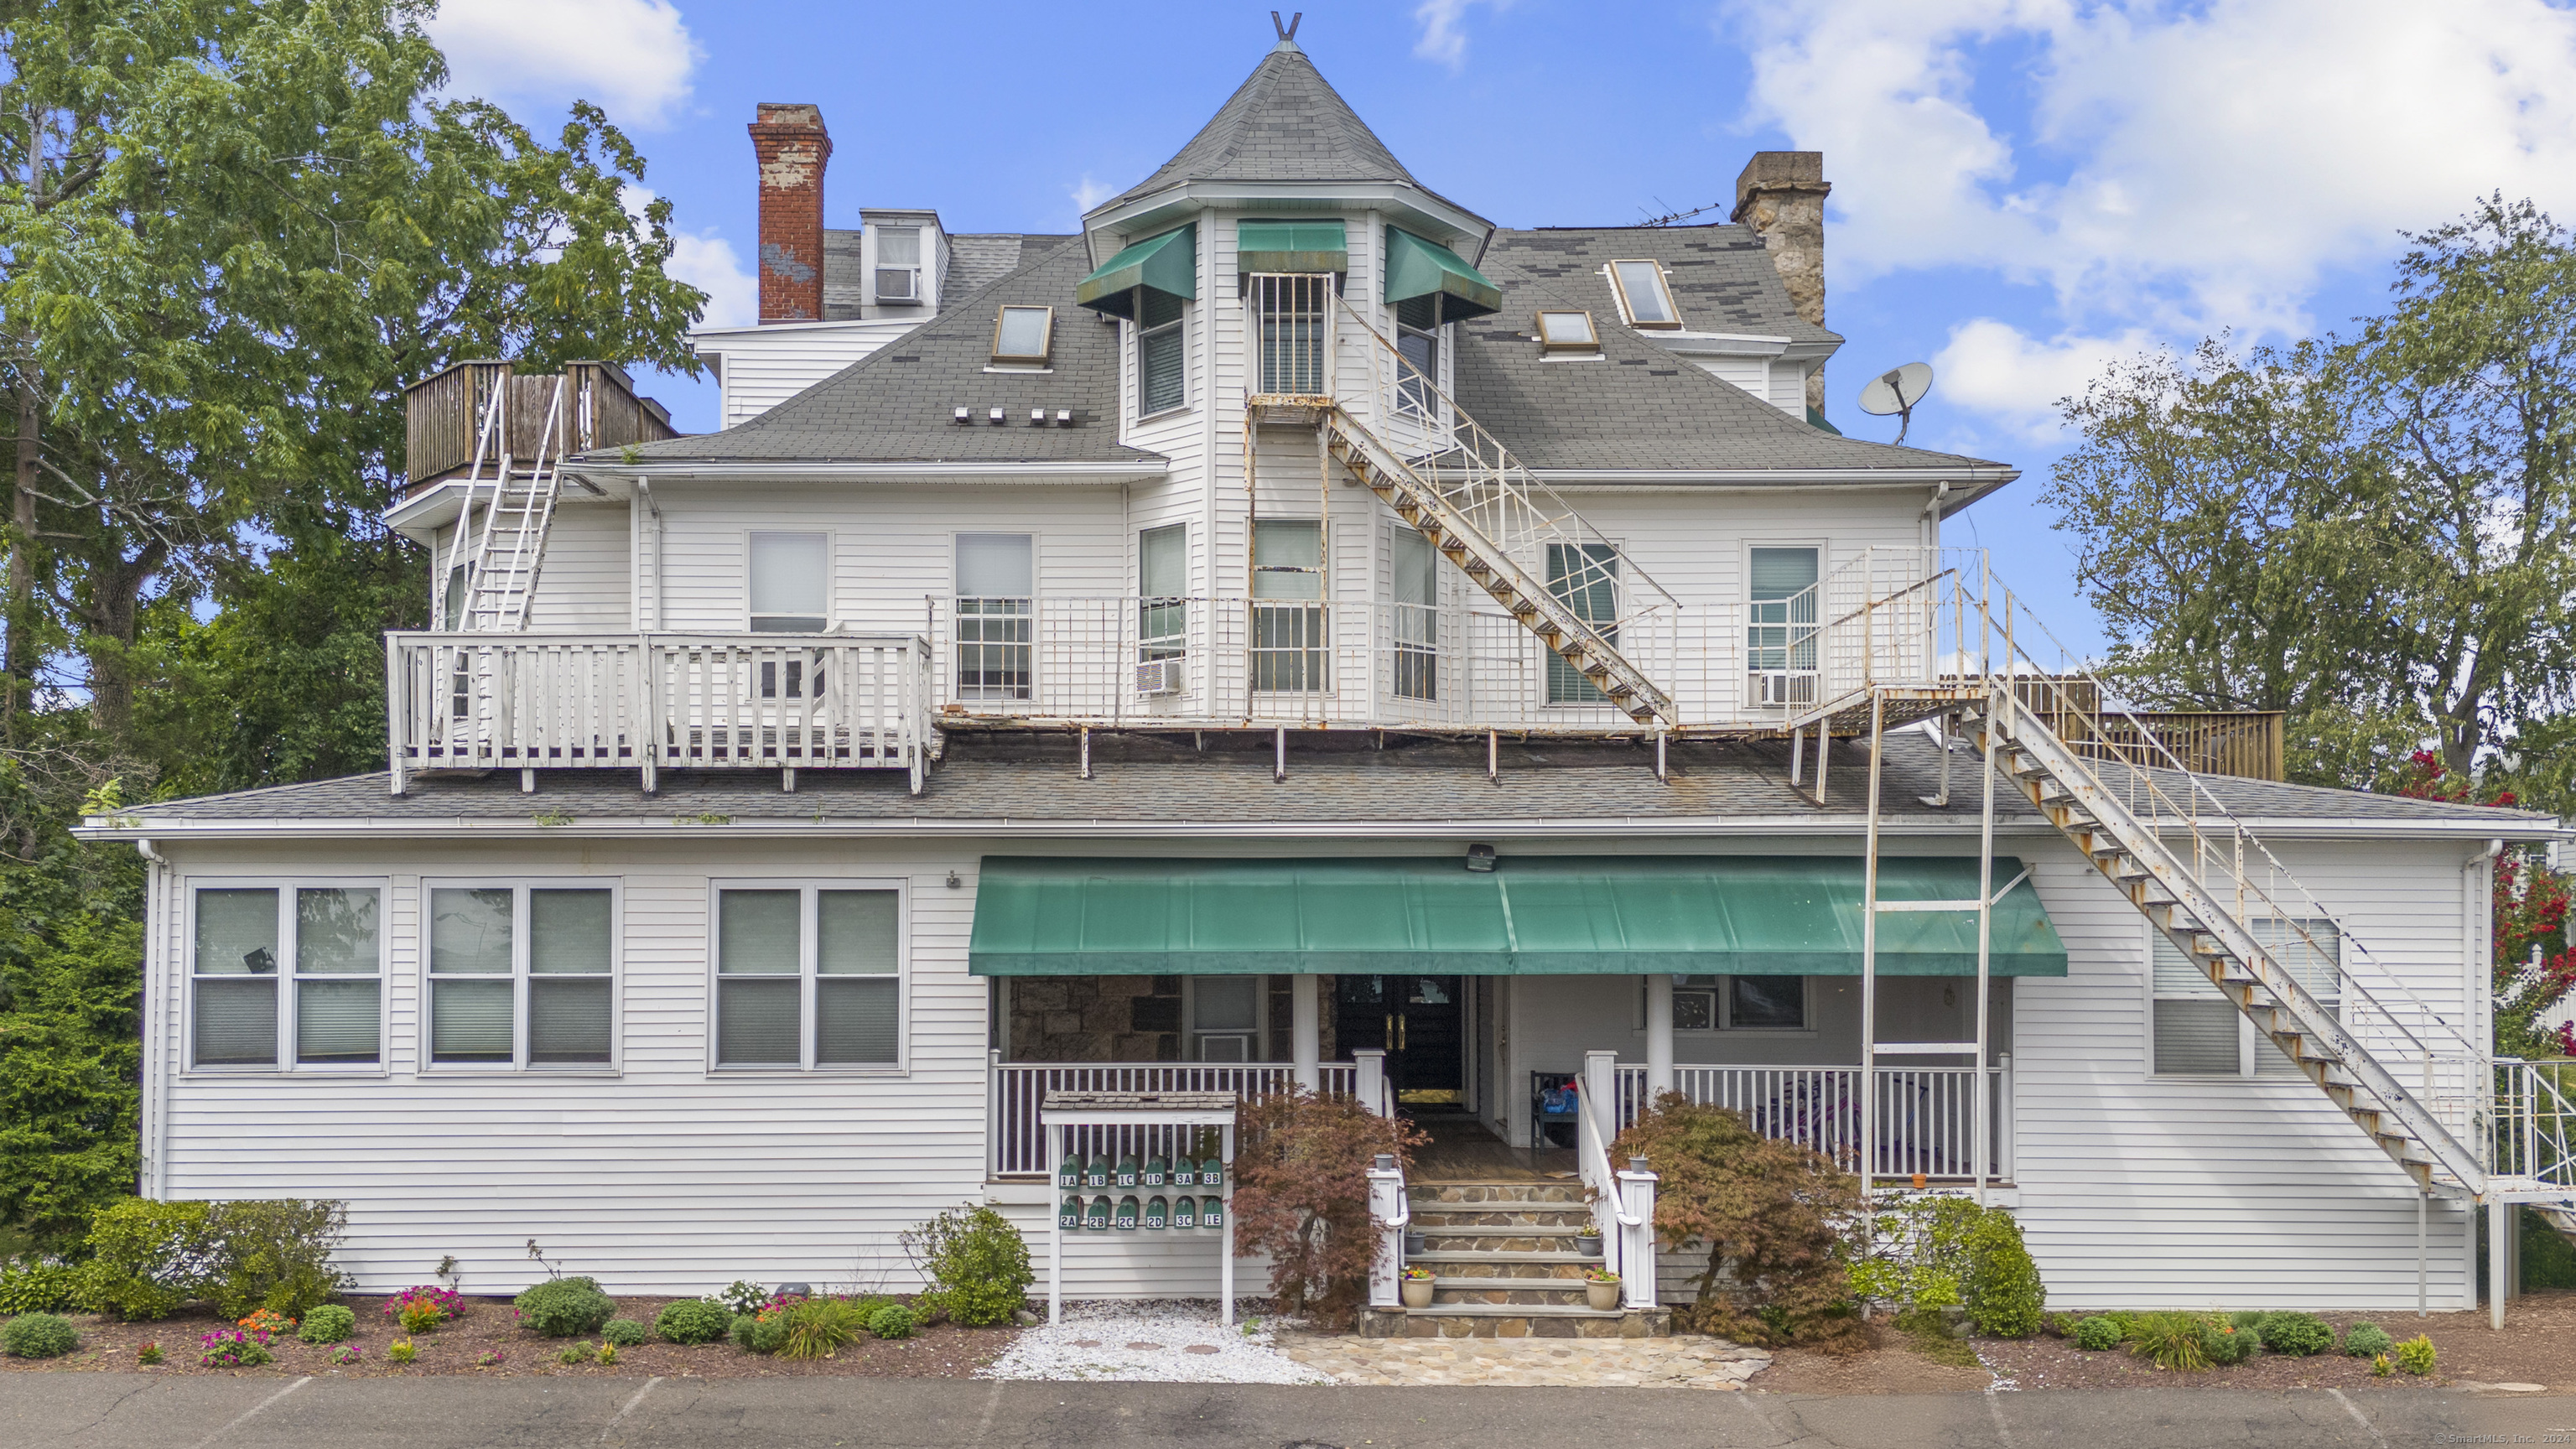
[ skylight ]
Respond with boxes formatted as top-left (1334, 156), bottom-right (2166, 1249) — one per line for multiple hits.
top-left (1535, 310), bottom-right (1599, 351)
top-left (1607, 260), bottom-right (1680, 330)
top-left (992, 305), bottom-right (1054, 364)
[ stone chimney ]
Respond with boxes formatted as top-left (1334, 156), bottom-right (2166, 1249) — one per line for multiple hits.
top-left (750, 103), bottom-right (831, 324)
top-left (1731, 151), bottom-right (1831, 414)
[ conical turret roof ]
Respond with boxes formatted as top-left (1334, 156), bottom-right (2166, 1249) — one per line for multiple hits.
top-left (1099, 40), bottom-right (1440, 212)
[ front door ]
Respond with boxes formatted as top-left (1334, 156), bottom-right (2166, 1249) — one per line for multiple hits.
top-left (1336, 975), bottom-right (1466, 1108)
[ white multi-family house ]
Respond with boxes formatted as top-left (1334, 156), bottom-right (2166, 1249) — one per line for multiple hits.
top-left (85, 30), bottom-right (2575, 1332)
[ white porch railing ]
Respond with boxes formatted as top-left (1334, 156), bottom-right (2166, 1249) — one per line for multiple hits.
top-left (988, 1058), bottom-right (1358, 1177)
top-left (386, 631), bottom-right (932, 794)
top-left (1616, 1062), bottom-right (2014, 1181)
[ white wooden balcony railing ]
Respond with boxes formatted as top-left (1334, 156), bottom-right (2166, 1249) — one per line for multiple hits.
top-left (988, 1060), bottom-right (1358, 1177)
top-left (1616, 1062), bottom-right (2015, 1181)
top-left (387, 631), bottom-right (932, 794)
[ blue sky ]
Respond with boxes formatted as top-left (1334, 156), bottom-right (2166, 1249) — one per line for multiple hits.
top-left (427, 0), bottom-right (2576, 643)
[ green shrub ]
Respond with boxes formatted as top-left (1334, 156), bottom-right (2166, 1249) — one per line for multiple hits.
top-left (729, 1311), bottom-right (786, 1354)
top-left (779, 1297), bottom-right (869, 1360)
top-left (136, 1342), bottom-right (163, 1366)
top-left (1961, 1211), bottom-right (2044, 1337)
top-left (3, 1311), bottom-right (80, 1358)
top-left (902, 1207), bottom-right (1034, 1327)
top-left (387, 1337), bottom-right (418, 1364)
top-left (1852, 1196), bottom-right (2048, 1340)
top-left (203, 1200), bottom-right (351, 1318)
top-left (2342, 1322), bottom-right (2395, 1358)
top-left (2227, 1309), bottom-right (2267, 1330)
top-left (297, 1304), bottom-right (356, 1344)
top-left (514, 1276), bottom-right (615, 1337)
top-left (867, 1303), bottom-right (918, 1340)
top-left (2395, 1333), bottom-right (2437, 1376)
top-left (0, 1257), bottom-right (83, 1314)
top-left (655, 1299), bottom-right (731, 1345)
top-left (2255, 1311), bottom-right (2332, 1357)
top-left (558, 1340), bottom-right (597, 1364)
top-left (2201, 1320), bottom-right (2257, 1366)
top-left (601, 1317), bottom-right (647, 1348)
top-left (714, 1280), bottom-right (769, 1315)
top-left (2127, 1311), bottom-right (2212, 1371)
top-left (2073, 1315), bottom-right (2122, 1352)
top-left (79, 1199), bottom-right (216, 1321)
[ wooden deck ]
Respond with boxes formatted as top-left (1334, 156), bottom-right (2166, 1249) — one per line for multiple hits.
top-left (1410, 1114), bottom-right (1576, 1183)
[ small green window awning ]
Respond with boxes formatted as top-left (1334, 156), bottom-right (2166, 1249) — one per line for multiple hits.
top-left (1074, 224), bottom-right (1197, 319)
top-left (969, 856), bottom-right (2066, 977)
top-left (1384, 226), bottom-right (1502, 323)
top-left (1237, 219), bottom-right (1348, 276)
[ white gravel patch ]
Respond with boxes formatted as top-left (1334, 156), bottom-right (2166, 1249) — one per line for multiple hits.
top-left (978, 1300), bottom-right (1332, 1384)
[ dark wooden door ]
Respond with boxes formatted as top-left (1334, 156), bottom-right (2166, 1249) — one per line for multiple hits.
top-left (1334, 974), bottom-right (1466, 1107)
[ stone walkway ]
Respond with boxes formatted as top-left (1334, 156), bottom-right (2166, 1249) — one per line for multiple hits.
top-left (1281, 1332), bottom-right (1771, 1389)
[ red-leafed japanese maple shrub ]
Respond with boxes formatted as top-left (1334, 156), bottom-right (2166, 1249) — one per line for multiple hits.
top-left (1612, 1092), bottom-right (1866, 1353)
top-left (1229, 1090), bottom-right (1427, 1331)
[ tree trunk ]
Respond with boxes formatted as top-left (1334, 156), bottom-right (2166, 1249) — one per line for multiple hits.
top-left (80, 538), bottom-right (163, 746)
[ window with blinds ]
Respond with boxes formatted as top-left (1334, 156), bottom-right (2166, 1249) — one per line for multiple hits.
top-left (2151, 920), bottom-right (2340, 1078)
top-left (428, 884), bottom-right (617, 1069)
top-left (716, 885), bottom-right (903, 1070)
top-left (192, 884), bottom-right (382, 1069)
top-left (1138, 288), bottom-right (1187, 416)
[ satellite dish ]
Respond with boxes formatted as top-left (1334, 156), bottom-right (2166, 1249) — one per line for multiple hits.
top-left (1857, 361), bottom-right (1935, 444)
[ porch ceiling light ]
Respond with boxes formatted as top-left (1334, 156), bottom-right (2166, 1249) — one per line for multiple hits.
top-left (1465, 843), bottom-right (1497, 873)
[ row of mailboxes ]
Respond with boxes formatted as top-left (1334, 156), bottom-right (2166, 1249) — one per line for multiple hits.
top-left (1058, 1194), bottom-right (1227, 1233)
top-left (1057, 1153), bottom-right (1225, 1192)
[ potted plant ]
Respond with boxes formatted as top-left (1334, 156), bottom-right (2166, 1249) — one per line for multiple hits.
top-left (1584, 1266), bottom-right (1622, 1312)
top-left (1400, 1265), bottom-right (1436, 1310)
top-left (1574, 1228), bottom-right (1602, 1258)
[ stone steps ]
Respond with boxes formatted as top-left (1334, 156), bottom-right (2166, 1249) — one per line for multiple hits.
top-left (1359, 1303), bottom-right (1672, 1340)
top-left (1389, 1178), bottom-right (1659, 1337)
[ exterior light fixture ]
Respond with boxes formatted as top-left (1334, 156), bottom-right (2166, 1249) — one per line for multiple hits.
top-left (1465, 843), bottom-right (1497, 872)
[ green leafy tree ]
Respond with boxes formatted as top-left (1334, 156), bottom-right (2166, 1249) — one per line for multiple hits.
top-left (0, 911), bottom-right (142, 1249)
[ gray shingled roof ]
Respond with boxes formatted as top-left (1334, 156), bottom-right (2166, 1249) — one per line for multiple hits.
top-left (616, 237), bottom-right (1161, 466)
top-left (1454, 229), bottom-right (2000, 474)
top-left (1103, 42), bottom-right (1466, 216)
top-left (110, 731), bottom-right (2545, 833)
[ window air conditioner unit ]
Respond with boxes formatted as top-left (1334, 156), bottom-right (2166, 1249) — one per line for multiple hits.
top-left (1755, 671), bottom-right (1817, 708)
top-left (1135, 657), bottom-right (1184, 696)
top-left (875, 267), bottom-right (917, 303)
top-left (1197, 1034), bottom-right (1253, 1063)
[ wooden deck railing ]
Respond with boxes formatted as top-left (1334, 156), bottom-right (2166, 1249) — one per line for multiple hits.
top-left (403, 359), bottom-right (678, 490)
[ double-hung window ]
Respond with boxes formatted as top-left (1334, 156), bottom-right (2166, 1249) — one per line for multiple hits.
top-left (190, 883), bottom-right (383, 1070)
top-left (1545, 543), bottom-right (1618, 704)
top-left (1251, 518), bottom-right (1326, 693)
top-left (1138, 524), bottom-right (1188, 679)
top-left (1392, 527), bottom-right (1439, 702)
top-left (428, 885), bottom-right (616, 1068)
top-left (1395, 325), bottom-right (1439, 418)
top-left (2151, 919), bottom-right (2340, 1078)
top-left (875, 226), bottom-right (922, 304)
top-left (749, 532), bottom-right (829, 632)
top-left (1748, 546), bottom-right (1820, 706)
top-left (714, 886), bottom-right (903, 1070)
top-left (1137, 290), bottom-right (1187, 417)
top-left (956, 532), bottom-right (1034, 700)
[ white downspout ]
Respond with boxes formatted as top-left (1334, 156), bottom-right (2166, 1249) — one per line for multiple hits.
top-left (137, 839), bottom-right (169, 1200)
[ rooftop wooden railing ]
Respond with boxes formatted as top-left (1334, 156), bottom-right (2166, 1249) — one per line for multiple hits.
top-left (402, 360), bottom-right (678, 491)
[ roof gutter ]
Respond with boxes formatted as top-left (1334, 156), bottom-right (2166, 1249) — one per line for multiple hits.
top-left (568, 460), bottom-right (1170, 487)
top-left (1531, 467), bottom-right (2018, 488)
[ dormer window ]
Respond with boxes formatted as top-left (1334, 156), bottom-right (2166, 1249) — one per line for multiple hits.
top-left (875, 226), bottom-right (922, 304)
top-left (1607, 260), bottom-right (1680, 330)
top-left (992, 305), bottom-right (1054, 365)
top-left (1535, 310), bottom-right (1599, 352)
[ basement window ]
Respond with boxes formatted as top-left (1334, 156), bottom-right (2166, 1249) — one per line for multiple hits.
top-left (1607, 260), bottom-right (1680, 330)
top-left (992, 305), bottom-right (1054, 365)
top-left (1535, 309), bottom-right (1599, 352)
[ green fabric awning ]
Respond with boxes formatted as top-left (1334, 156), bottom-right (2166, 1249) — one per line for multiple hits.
top-left (1236, 219), bottom-right (1348, 275)
top-left (1074, 224), bottom-right (1197, 319)
top-left (968, 856), bottom-right (2067, 977)
top-left (1383, 226), bottom-right (1501, 323)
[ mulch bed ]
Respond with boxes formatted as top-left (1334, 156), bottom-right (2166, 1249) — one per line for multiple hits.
top-left (1752, 1289), bottom-right (2576, 1394)
top-left (0, 1295), bottom-right (1018, 1379)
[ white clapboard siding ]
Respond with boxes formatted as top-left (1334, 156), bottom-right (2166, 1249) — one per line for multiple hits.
top-left (1768, 360), bottom-right (1808, 417)
top-left (522, 501), bottom-right (631, 631)
top-left (694, 319), bottom-right (927, 428)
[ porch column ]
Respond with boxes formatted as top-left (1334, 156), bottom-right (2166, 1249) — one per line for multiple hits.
top-left (1292, 974), bottom-right (1321, 1091)
top-left (2490, 1197), bottom-right (2508, 1330)
top-left (1644, 974), bottom-right (1675, 1099)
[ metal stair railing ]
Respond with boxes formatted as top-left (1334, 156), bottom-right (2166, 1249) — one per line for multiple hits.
top-left (460, 374), bottom-right (569, 633)
top-left (1300, 286), bottom-right (1680, 728)
top-left (1886, 549), bottom-right (2494, 1197)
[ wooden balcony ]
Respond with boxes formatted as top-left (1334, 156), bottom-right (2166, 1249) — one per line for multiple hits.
top-left (402, 359), bottom-right (678, 494)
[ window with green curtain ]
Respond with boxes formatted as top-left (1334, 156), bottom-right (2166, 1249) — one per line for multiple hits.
top-left (1748, 547), bottom-right (1819, 673)
top-left (1545, 543), bottom-right (1618, 704)
top-left (194, 888), bottom-right (278, 1067)
top-left (530, 889), bottom-right (613, 1065)
top-left (817, 890), bottom-right (900, 1066)
top-left (294, 887), bottom-right (378, 1064)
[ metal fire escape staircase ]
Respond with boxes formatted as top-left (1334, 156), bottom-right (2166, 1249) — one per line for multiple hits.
top-left (1285, 286), bottom-right (1679, 729)
top-left (434, 372), bottom-right (571, 634)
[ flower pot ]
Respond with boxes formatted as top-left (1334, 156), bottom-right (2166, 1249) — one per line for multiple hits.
top-left (1401, 1277), bottom-right (1436, 1310)
top-left (1586, 1278), bottom-right (1622, 1312)
top-left (1574, 1233), bottom-right (1602, 1258)
top-left (1405, 1231), bottom-right (1427, 1258)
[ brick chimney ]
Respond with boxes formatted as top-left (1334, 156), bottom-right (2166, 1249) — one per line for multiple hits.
top-left (1731, 152), bottom-right (1831, 414)
top-left (750, 103), bottom-right (831, 324)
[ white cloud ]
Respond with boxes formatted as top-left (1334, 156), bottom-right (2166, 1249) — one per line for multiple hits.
top-left (624, 184), bottom-right (754, 328)
top-left (1929, 319), bottom-right (2158, 440)
top-left (1071, 174), bottom-right (1114, 216)
top-left (428, 0), bottom-right (702, 128)
top-left (1415, 0), bottom-right (1507, 70)
top-left (1729, 0), bottom-right (2576, 344)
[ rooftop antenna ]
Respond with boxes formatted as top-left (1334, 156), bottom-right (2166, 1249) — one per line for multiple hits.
top-left (1857, 361), bottom-right (1935, 445)
top-left (1272, 11), bottom-right (1302, 43)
